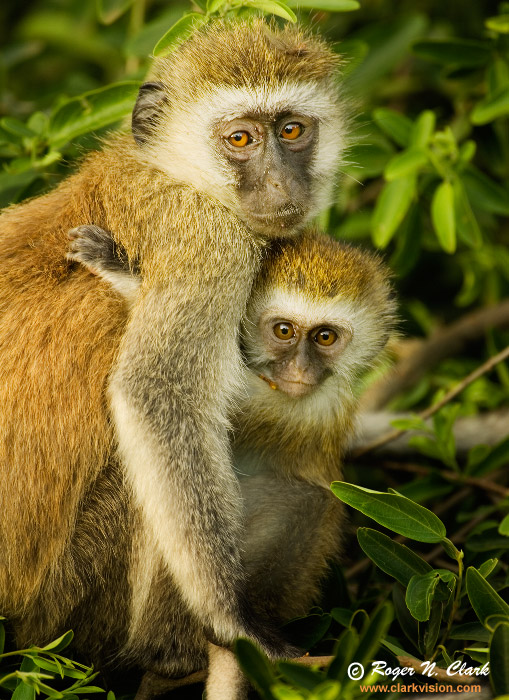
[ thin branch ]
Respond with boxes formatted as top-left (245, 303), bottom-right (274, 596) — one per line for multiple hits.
top-left (354, 408), bottom-right (509, 457)
top-left (352, 344), bottom-right (509, 459)
top-left (134, 652), bottom-right (477, 698)
top-left (422, 512), bottom-right (490, 564)
top-left (381, 460), bottom-right (509, 498)
top-left (363, 299), bottom-right (509, 411)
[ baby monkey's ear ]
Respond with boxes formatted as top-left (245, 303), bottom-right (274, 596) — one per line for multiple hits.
top-left (132, 82), bottom-right (167, 146)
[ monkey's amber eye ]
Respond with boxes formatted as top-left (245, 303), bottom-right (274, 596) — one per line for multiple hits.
top-left (313, 328), bottom-right (337, 347)
top-left (228, 131), bottom-right (251, 147)
top-left (281, 123), bottom-right (303, 140)
top-left (273, 322), bottom-right (295, 340)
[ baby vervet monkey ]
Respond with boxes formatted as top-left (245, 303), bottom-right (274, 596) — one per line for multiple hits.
top-left (67, 224), bottom-right (396, 698)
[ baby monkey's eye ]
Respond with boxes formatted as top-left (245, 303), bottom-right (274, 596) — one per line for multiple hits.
top-left (228, 131), bottom-right (251, 147)
top-left (280, 123), bottom-right (303, 140)
top-left (313, 328), bottom-right (337, 347)
top-left (273, 322), bottom-right (295, 340)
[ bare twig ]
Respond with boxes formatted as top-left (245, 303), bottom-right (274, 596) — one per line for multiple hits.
top-left (352, 344), bottom-right (509, 459)
top-left (134, 669), bottom-right (207, 699)
top-left (381, 460), bottom-right (509, 498)
top-left (363, 300), bottom-right (509, 411)
top-left (133, 652), bottom-right (476, 698)
top-left (422, 512), bottom-right (490, 564)
top-left (354, 408), bottom-right (509, 456)
top-left (133, 656), bottom-right (334, 699)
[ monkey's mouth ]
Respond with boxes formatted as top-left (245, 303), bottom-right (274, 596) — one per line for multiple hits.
top-left (258, 373), bottom-right (316, 397)
top-left (248, 207), bottom-right (305, 231)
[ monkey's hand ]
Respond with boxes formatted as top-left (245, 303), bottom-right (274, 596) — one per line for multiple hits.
top-left (67, 225), bottom-right (140, 302)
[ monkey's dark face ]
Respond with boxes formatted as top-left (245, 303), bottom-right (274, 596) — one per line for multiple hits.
top-left (132, 77), bottom-right (345, 236)
top-left (218, 114), bottom-right (316, 236)
top-left (252, 310), bottom-right (353, 397)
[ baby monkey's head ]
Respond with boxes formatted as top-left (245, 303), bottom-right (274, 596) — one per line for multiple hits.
top-left (242, 232), bottom-right (396, 399)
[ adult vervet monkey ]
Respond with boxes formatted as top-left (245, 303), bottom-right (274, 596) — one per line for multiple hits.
top-left (0, 17), bottom-right (345, 673)
top-left (67, 224), bottom-right (396, 699)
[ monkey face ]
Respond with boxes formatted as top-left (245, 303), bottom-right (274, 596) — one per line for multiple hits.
top-left (217, 114), bottom-right (317, 236)
top-left (250, 309), bottom-right (353, 397)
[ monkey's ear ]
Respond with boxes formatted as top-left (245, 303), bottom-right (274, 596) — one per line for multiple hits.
top-left (132, 82), bottom-right (166, 146)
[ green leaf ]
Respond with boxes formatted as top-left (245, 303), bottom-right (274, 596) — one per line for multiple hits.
top-left (384, 148), bottom-right (428, 181)
top-left (488, 57), bottom-right (509, 94)
top-left (243, 0), bottom-right (297, 22)
top-left (468, 436), bottom-right (509, 476)
top-left (412, 39), bottom-right (492, 67)
top-left (449, 622), bottom-right (491, 643)
top-left (424, 601), bottom-right (443, 657)
top-left (389, 202), bottom-right (422, 276)
top-left (207, 0), bottom-right (226, 13)
top-left (478, 558), bottom-right (499, 577)
top-left (431, 181), bottom-right (456, 254)
top-left (372, 108), bottom-right (412, 148)
top-left (326, 626), bottom-right (359, 680)
top-left (467, 533), bottom-right (509, 552)
top-left (461, 167), bottom-right (509, 216)
top-left (490, 623), bottom-right (509, 695)
top-left (458, 140), bottom-right (476, 166)
top-left (71, 687), bottom-right (106, 694)
top-left (500, 515), bottom-right (509, 537)
top-left (283, 613), bottom-right (331, 651)
top-left (347, 15), bottom-right (428, 91)
top-left (331, 482), bottom-right (446, 542)
top-left (285, 0), bottom-right (359, 10)
top-left (48, 83), bottom-right (139, 149)
top-left (357, 528), bottom-right (432, 586)
top-left (12, 659), bottom-right (38, 700)
top-left (278, 662), bottom-right (323, 691)
top-left (330, 608), bottom-right (354, 627)
top-left (486, 14), bottom-right (509, 34)
top-left (31, 658), bottom-right (87, 679)
top-left (271, 686), bottom-right (306, 700)
top-left (466, 567), bottom-right (509, 626)
top-left (312, 682), bottom-right (343, 700)
top-left (40, 630), bottom-right (74, 653)
top-left (453, 179), bottom-right (482, 249)
top-left (234, 639), bottom-right (275, 700)
top-left (27, 112), bottom-right (49, 135)
top-left (96, 0), bottom-right (134, 24)
top-left (410, 110), bottom-right (435, 149)
top-left (406, 570), bottom-right (454, 622)
top-left (0, 117), bottom-right (35, 139)
top-left (471, 86), bottom-right (509, 124)
top-left (389, 416), bottom-right (430, 432)
top-left (393, 585), bottom-right (419, 652)
top-left (372, 176), bottom-right (416, 249)
top-left (0, 620), bottom-right (4, 655)
top-left (153, 14), bottom-right (209, 57)
top-left (346, 141), bottom-right (394, 180)
top-left (347, 602), bottom-right (394, 678)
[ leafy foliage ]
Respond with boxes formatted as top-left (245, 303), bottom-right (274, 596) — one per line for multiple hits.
top-left (0, 623), bottom-right (110, 700)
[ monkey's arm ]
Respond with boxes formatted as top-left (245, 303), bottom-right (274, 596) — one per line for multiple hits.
top-left (108, 195), bottom-right (291, 657)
